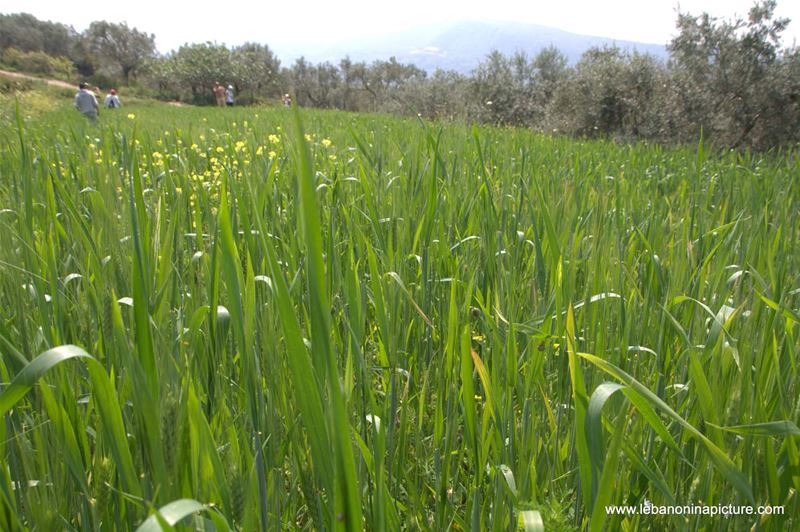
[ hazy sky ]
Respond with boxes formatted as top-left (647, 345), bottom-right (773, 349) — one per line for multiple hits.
top-left (4, 0), bottom-right (799, 53)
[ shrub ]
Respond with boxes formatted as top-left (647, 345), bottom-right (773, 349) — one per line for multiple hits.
top-left (1, 47), bottom-right (76, 80)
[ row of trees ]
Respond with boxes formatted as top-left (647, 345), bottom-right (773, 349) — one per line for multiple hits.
top-left (1, 2), bottom-right (799, 149)
top-left (0, 13), bottom-right (156, 84)
top-left (277, 1), bottom-right (799, 150)
top-left (147, 42), bottom-right (281, 105)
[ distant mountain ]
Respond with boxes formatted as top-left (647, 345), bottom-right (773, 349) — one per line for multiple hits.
top-left (272, 20), bottom-right (669, 74)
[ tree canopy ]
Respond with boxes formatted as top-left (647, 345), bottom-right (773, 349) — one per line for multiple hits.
top-left (1, 1), bottom-right (797, 149)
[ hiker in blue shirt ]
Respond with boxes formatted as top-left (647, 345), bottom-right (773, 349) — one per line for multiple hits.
top-left (74, 82), bottom-right (99, 121)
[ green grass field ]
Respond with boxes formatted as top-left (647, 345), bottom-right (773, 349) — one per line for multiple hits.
top-left (0, 98), bottom-right (798, 531)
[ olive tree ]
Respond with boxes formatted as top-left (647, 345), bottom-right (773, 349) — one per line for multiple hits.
top-left (668, 0), bottom-right (797, 148)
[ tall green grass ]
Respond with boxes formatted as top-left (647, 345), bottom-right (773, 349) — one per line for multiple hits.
top-left (0, 102), bottom-right (798, 530)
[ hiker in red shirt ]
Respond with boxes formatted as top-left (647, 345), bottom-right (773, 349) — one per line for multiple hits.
top-left (213, 81), bottom-right (225, 107)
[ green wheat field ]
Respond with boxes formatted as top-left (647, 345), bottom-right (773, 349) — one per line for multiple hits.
top-left (0, 101), bottom-right (798, 531)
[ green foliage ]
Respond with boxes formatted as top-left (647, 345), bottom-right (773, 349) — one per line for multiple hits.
top-left (0, 97), bottom-right (798, 530)
top-left (0, 75), bottom-right (67, 124)
top-left (668, 0), bottom-right (799, 148)
top-left (151, 42), bottom-right (282, 105)
top-left (0, 13), bottom-right (94, 77)
top-left (0, 72), bottom-right (36, 93)
top-left (1, 47), bottom-right (76, 80)
top-left (0, 13), bottom-right (76, 57)
top-left (3, 4), bottom-right (799, 148)
top-left (550, 46), bottom-right (667, 139)
top-left (84, 21), bottom-right (156, 84)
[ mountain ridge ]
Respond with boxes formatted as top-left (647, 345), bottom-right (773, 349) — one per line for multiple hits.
top-left (272, 20), bottom-right (669, 73)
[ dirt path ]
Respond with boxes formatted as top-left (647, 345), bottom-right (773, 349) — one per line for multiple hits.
top-left (1, 70), bottom-right (191, 107)
top-left (0, 69), bottom-right (76, 90)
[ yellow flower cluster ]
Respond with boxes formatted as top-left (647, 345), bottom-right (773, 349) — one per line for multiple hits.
top-left (87, 142), bottom-right (104, 165)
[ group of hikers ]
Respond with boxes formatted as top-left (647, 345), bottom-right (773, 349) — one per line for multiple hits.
top-left (74, 80), bottom-right (293, 121)
top-left (73, 82), bottom-right (121, 121)
top-left (212, 82), bottom-right (292, 108)
top-left (212, 81), bottom-right (236, 107)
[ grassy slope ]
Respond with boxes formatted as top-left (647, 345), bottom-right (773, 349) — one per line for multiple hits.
top-left (0, 99), bottom-right (798, 530)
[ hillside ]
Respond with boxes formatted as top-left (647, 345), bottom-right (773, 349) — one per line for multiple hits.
top-left (273, 19), bottom-right (669, 72)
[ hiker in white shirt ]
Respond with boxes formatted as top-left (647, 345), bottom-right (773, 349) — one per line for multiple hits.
top-left (104, 88), bottom-right (121, 109)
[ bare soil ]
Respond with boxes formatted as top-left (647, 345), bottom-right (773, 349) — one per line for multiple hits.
top-left (0, 69), bottom-right (75, 89)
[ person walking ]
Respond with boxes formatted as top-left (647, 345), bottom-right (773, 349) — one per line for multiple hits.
top-left (74, 82), bottom-right (99, 121)
top-left (104, 88), bottom-right (121, 109)
top-left (225, 84), bottom-right (235, 107)
top-left (213, 81), bottom-right (225, 107)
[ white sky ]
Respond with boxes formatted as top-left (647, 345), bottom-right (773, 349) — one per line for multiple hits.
top-left (3, 0), bottom-right (799, 53)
